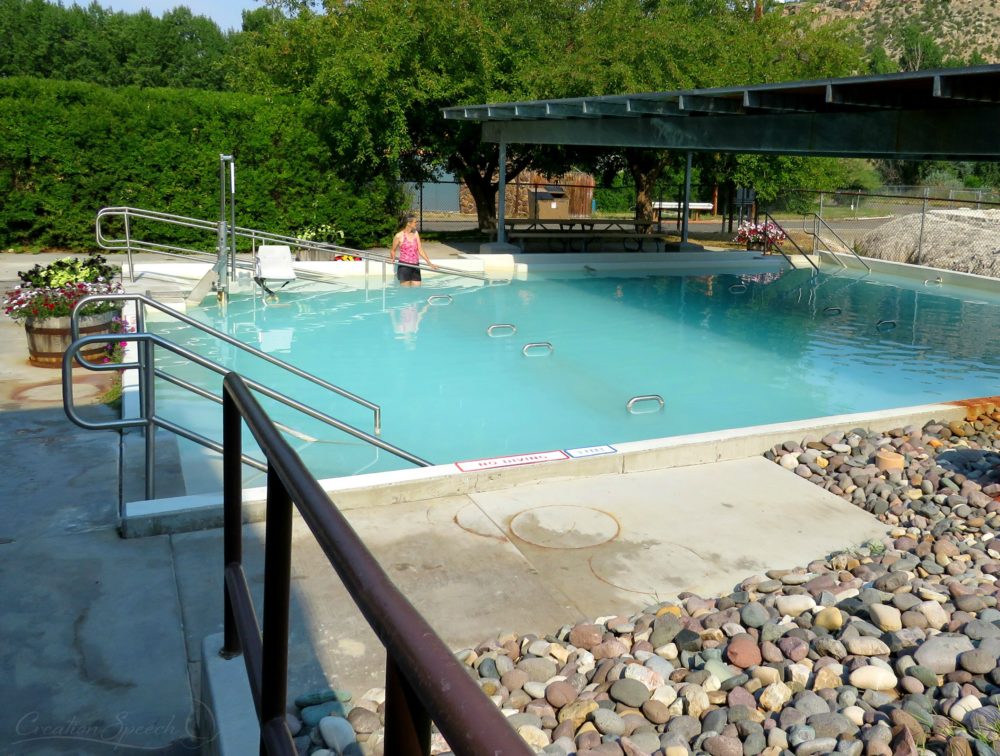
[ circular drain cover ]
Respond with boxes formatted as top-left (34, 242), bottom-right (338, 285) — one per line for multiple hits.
top-left (509, 505), bottom-right (618, 549)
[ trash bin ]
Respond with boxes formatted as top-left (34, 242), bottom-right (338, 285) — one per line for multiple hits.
top-left (528, 185), bottom-right (569, 219)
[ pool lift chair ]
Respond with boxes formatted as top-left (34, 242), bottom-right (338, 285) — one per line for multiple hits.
top-left (254, 245), bottom-right (297, 303)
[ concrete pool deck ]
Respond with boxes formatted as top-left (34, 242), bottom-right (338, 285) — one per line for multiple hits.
top-left (0, 249), bottom-right (986, 752)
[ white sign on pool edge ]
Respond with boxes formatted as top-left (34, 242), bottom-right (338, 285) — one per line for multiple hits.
top-left (455, 450), bottom-right (568, 472)
top-left (565, 445), bottom-right (617, 458)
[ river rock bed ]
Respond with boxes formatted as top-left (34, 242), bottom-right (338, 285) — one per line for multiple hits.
top-left (293, 409), bottom-right (1000, 756)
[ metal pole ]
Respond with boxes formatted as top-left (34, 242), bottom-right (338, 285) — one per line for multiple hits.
top-left (229, 160), bottom-right (237, 283)
top-left (124, 211), bottom-right (135, 283)
top-left (418, 181), bottom-right (424, 233)
top-left (916, 188), bottom-right (929, 265)
top-left (142, 336), bottom-right (156, 501)
top-left (384, 657), bottom-right (431, 755)
top-left (218, 155), bottom-right (228, 297)
top-left (681, 152), bottom-right (693, 244)
top-left (222, 388), bottom-right (243, 658)
top-left (259, 465), bottom-right (292, 755)
top-left (497, 140), bottom-right (507, 244)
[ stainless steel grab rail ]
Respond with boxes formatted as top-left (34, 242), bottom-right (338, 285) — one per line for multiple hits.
top-left (810, 213), bottom-right (871, 272)
top-left (96, 206), bottom-right (493, 284)
top-left (427, 294), bottom-right (453, 305)
top-left (487, 323), bottom-right (517, 337)
top-left (626, 395), bottom-right (665, 414)
top-left (522, 342), bottom-right (553, 356)
top-left (63, 330), bottom-right (430, 501)
top-left (760, 212), bottom-right (820, 273)
top-left (72, 293), bottom-right (384, 435)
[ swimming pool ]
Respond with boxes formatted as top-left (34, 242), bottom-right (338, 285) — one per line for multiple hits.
top-left (153, 266), bottom-right (1000, 479)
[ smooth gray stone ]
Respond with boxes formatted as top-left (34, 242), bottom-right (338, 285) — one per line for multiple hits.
top-left (302, 701), bottom-right (350, 727)
top-left (610, 678), bottom-right (650, 708)
top-left (788, 725), bottom-right (816, 747)
top-left (318, 716), bottom-right (360, 755)
top-left (592, 708), bottom-right (626, 737)
top-left (793, 691), bottom-right (832, 716)
top-left (667, 715), bottom-right (702, 742)
top-left (702, 709), bottom-right (728, 735)
top-left (806, 712), bottom-right (858, 739)
top-left (796, 737), bottom-right (838, 756)
top-left (914, 634), bottom-right (975, 674)
top-left (965, 619), bottom-right (1000, 641)
top-left (960, 649), bottom-right (998, 674)
top-left (628, 730), bottom-right (663, 753)
top-left (742, 603), bottom-right (771, 628)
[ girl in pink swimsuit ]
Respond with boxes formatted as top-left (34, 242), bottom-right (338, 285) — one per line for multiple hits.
top-left (390, 215), bottom-right (436, 286)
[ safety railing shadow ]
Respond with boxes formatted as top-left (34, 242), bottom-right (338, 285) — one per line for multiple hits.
top-left (219, 372), bottom-right (532, 754)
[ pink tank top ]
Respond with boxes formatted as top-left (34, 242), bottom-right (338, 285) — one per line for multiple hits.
top-left (398, 233), bottom-right (419, 265)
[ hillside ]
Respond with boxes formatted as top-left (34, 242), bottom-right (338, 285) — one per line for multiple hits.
top-left (786, 0), bottom-right (1000, 66)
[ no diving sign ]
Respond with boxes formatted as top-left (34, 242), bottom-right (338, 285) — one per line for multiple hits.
top-left (455, 445), bottom-right (617, 472)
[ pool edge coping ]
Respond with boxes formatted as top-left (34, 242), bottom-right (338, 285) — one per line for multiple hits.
top-left (120, 398), bottom-right (992, 538)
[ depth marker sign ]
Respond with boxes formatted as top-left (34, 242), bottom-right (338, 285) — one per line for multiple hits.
top-left (565, 445), bottom-right (617, 458)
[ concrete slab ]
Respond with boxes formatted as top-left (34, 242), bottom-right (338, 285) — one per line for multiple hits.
top-left (172, 497), bottom-right (582, 698)
top-left (0, 529), bottom-right (196, 754)
top-left (469, 456), bottom-right (888, 617)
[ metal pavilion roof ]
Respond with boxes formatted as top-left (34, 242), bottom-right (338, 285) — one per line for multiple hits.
top-left (442, 66), bottom-right (1000, 160)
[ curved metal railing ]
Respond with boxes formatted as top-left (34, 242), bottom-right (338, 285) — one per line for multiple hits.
top-left (63, 294), bottom-right (431, 499)
top-left (95, 206), bottom-right (493, 284)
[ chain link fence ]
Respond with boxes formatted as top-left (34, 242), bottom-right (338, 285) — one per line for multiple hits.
top-left (770, 189), bottom-right (1000, 277)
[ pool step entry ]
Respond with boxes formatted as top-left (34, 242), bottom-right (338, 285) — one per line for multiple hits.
top-left (627, 395), bottom-right (665, 414)
top-left (522, 342), bottom-right (554, 357)
top-left (487, 323), bottom-right (517, 338)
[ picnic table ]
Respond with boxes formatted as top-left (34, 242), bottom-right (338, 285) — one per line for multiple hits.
top-left (503, 218), bottom-right (663, 252)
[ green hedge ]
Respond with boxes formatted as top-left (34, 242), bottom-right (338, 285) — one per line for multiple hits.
top-left (0, 77), bottom-right (400, 250)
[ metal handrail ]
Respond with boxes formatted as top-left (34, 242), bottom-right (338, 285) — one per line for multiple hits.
top-left (220, 373), bottom-right (532, 755)
top-left (809, 213), bottom-right (872, 272)
top-left (487, 323), bottom-right (517, 337)
top-left (626, 394), bottom-right (665, 414)
top-left (63, 331), bottom-right (430, 500)
top-left (72, 293), bottom-right (384, 435)
top-left (96, 206), bottom-right (492, 284)
top-left (522, 341), bottom-right (553, 356)
top-left (427, 294), bottom-right (453, 305)
top-left (761, 212), bottom-right (820, 272)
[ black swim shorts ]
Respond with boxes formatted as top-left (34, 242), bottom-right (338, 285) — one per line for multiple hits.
top-left (396, 264), bottom-right (421, 283)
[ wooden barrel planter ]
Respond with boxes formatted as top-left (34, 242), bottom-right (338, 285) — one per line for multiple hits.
top-left (24, 311), bottom-right (119, 368)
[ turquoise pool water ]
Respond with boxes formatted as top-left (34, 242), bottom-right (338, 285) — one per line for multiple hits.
top-left (155, 267), bottom-right (1000, 478)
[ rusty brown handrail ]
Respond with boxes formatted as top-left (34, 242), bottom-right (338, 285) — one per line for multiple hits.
top-left (220, 372), bottom-right (532, 756)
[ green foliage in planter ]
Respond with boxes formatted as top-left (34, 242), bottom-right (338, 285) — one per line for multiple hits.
top-left (0, 77), bottom-right (401, 250)
top-left (18, 252), bottom-right (118, 287)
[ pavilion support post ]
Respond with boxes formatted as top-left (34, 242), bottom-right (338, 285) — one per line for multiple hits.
top-left (681, 152), bottom-right (693, 244)
top-left (497, 140), bottom-right (507, 244)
